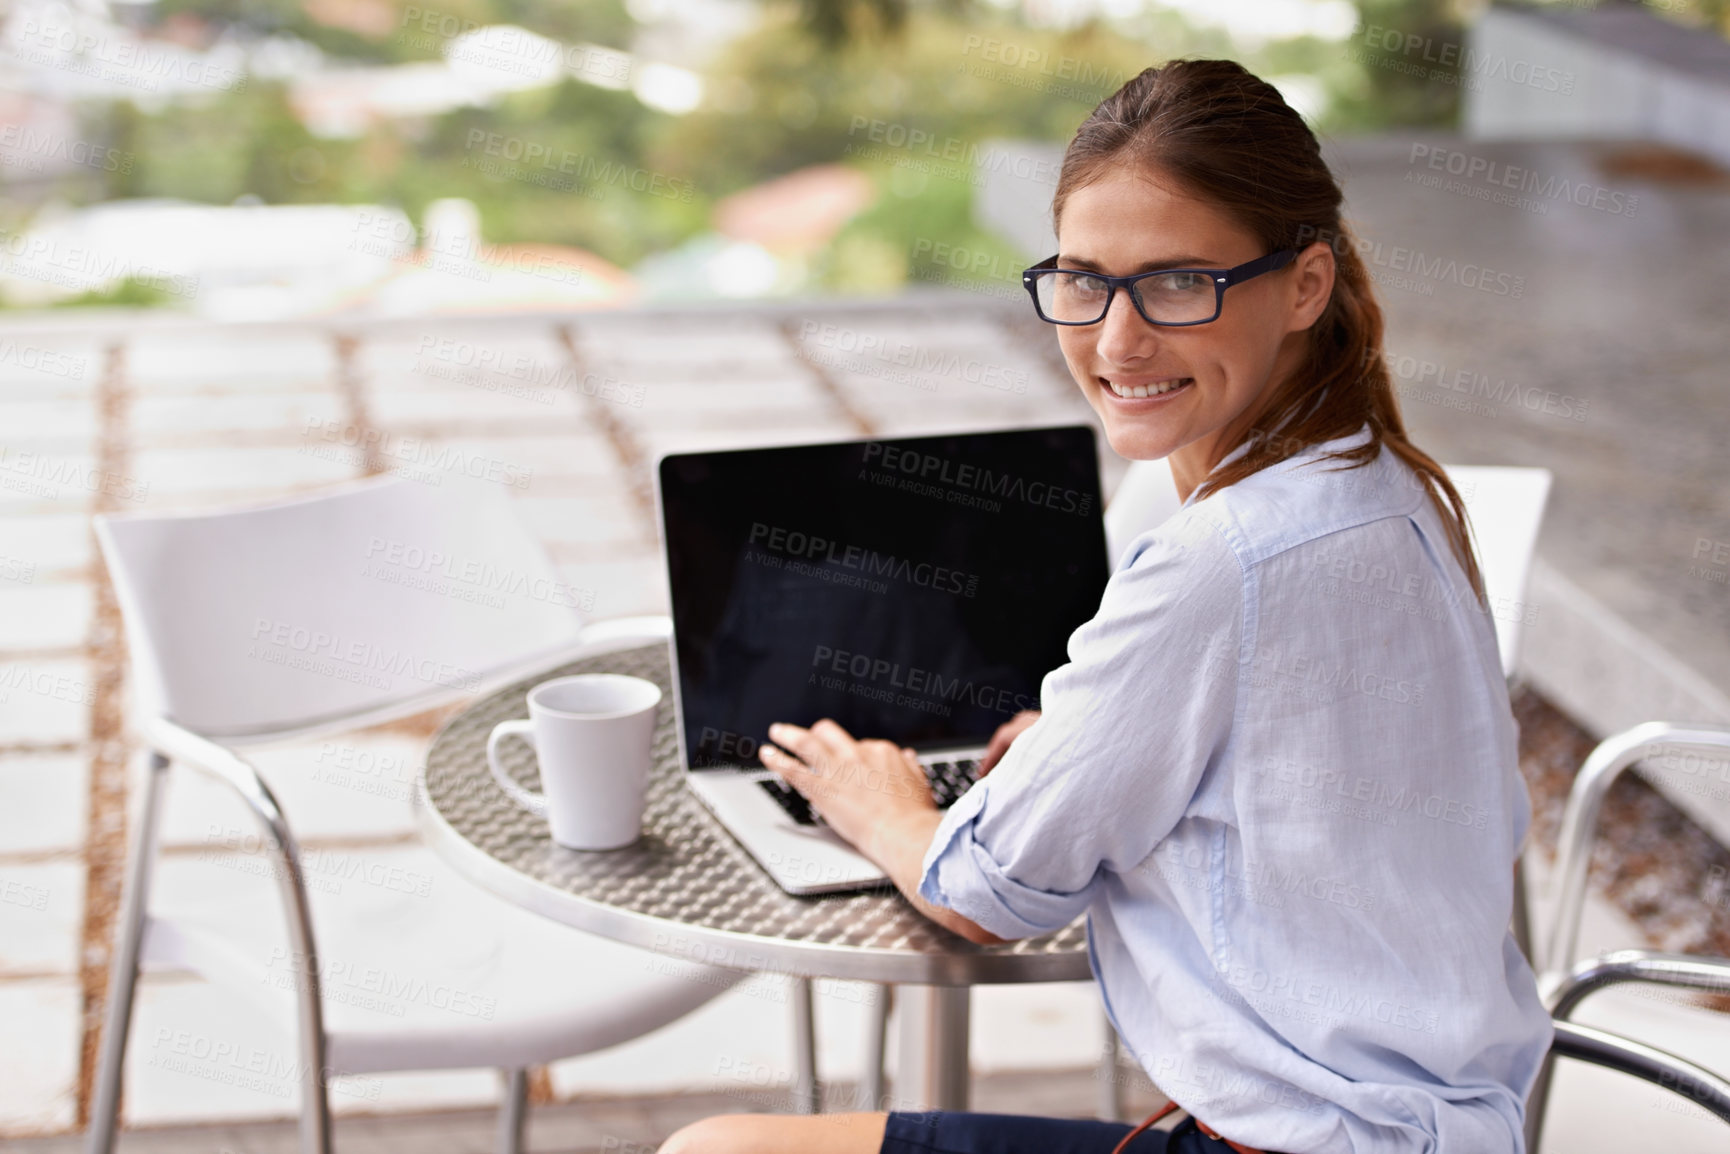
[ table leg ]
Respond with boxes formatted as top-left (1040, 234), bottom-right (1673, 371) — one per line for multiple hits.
top-left (893, 985), bottom-right (970, 1111)
top-left (791, 976), bottom-right (821, 1114)
top-left (1096, 1021), bottom-right (1124, 1121)
top-left (862, 983), bottom-right (891, 1112)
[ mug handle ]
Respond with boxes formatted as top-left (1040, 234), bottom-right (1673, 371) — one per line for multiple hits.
top-left (487, 720), bottom-right (547, 817)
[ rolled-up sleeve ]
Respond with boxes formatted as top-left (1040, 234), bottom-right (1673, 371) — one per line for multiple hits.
top-left (918, 512), bottom-right (1244, 940)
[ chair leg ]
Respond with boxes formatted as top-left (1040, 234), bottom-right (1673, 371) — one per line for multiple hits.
top-left (85, 752), bottom-right (169, 1154)
top-left (863, 984), bottom-right (891, 1112)
top-left (299, 1070), bottom-right (333, 1154)
top-left (496, 1068), bottom-right (529, 1154)
top-left (1524, 1049), bottom-right (1556, 1154)
top-left (791, 976), bottom-right (820, 1114)
top-left (1512, 855), bottom-right (1534, 965)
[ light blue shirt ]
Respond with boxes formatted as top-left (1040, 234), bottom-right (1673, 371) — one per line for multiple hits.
top-left (919, 426), bottom-right (1552, 1153)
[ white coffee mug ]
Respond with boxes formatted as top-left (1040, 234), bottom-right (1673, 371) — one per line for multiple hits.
top-left (486, 674), bottom-right (663, 850)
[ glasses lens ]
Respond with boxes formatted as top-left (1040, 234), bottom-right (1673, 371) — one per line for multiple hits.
top-left (1036, 271), bottom-right (1112, 323)
top-left (1133, 271), bottom-right (1219, 324)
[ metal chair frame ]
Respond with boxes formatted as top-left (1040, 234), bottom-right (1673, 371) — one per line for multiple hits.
top-left (1527, 949), bottom-right (1730, 1148)
top-left (1518, 719), bottom-right (1730, 1150)
top-left (1542, 723), bottom-right (1730, 980)
top-left (89, 720), bottom-right (339, 1154)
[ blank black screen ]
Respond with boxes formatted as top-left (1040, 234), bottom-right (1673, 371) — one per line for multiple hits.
top-left (659, 426), bottom-right (1110, 769)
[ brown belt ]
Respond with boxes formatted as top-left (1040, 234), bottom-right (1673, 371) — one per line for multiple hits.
top-left (1110, 1102), bottom-right (1281, 1154)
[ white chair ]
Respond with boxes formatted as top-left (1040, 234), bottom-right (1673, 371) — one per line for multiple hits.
top-left (88, 475), bottom-right (749, 1154)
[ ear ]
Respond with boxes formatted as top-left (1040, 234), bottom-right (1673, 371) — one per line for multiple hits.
top-left (1285, 240), bottom-right (1336, 334)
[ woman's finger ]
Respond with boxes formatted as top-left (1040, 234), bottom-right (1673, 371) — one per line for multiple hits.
top-left (802, 718), bottom-right (861, 772)
top-left (765, 722), bottom-right (825, 769)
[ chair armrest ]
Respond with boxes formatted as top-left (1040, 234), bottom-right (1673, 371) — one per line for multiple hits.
top-left (1546, 723), bottom-right (1730, 976)
top-left (1550, 1020), bottom-right (1730, 1126)
top-left (1547, 949), bottom-right (1730, 1021)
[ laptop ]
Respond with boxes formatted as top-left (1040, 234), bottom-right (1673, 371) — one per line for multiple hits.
top-left (655, 426), bottom-right (1110, 895)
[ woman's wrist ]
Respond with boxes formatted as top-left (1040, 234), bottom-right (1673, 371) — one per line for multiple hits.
top-left (872, 806), bottom-right (1005, 946)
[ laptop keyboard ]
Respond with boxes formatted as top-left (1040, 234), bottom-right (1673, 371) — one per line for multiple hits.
top-left (758, 758), bottom-right (983, 826)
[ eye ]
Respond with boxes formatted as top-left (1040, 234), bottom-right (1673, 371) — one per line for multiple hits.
top-left (1062, 272), bottom-right (1109, 299)
top-left (1145, 271), bottom-right (1214, 295)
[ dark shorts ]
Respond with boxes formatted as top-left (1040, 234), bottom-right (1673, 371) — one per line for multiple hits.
top-left (880, 1111), bottom-right (1245, 1154)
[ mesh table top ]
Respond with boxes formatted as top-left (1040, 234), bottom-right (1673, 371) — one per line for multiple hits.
top-left (420, 641), bottom-right (1092, 985)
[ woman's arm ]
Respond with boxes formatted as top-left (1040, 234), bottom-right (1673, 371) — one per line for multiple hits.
top-left (760, 720), bottom-right (1007, 946)
top-left (864, 807), bottom-right (1006, 946)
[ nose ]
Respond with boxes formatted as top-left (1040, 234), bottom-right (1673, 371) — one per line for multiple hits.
top-left (1093, 285), bottom-right (1161, 367)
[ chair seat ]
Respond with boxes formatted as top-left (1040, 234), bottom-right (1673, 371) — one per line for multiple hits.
top-left (143, 841), bottom-right (746, 1073)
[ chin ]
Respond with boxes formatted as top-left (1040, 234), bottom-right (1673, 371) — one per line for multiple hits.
top-left (1101, 419), bottom-right (1179, 462)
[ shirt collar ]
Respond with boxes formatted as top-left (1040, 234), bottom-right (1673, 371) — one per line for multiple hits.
top-left (1180, 423), bottom-right (1374, 509)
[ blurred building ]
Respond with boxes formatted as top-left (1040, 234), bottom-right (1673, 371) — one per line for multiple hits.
top-left (1465, 1), bottom-right (1730, 167)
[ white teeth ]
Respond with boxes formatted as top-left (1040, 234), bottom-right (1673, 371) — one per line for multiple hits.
top-left (1107, 378), bottom-right (1190, 398)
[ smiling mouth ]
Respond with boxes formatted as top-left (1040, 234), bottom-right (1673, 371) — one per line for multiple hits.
top-left (1102, 377), bottom-right (1193, 399)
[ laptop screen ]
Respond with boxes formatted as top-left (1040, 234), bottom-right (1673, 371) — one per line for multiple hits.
top-left (658, 426), bottom-right (1110, 769)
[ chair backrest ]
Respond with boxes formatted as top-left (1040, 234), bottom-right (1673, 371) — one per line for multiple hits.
top-left (1103, 458), bottom-right (1182, 569)
top-left (1103, 457), bottom-right (1551, 679)
top-left (97, 475), bottom-right (585, 741)
top-left (1440, 465), bottom-right (1551, 680)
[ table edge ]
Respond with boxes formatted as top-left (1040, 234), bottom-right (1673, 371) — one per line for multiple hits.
top-left (415, 775), bottom-right (1095, 987)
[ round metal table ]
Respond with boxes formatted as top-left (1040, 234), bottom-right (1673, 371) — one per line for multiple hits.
top-left (418, 639), bottom-right (1093, 1111)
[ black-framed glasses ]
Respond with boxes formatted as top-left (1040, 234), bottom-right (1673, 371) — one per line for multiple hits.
top-left (1021, 249), bottom-right (1299, 327)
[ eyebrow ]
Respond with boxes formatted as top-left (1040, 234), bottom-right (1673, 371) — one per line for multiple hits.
top-left (1056, 254), bottom-right (1216, 273)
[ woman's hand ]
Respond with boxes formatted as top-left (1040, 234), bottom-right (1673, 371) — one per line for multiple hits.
top-left (761, 719), bottom-right (1005, 946)
top-left (760, 719), bottom-right (935, 857)
top-left (979, 709), bottom-right (1042, 776)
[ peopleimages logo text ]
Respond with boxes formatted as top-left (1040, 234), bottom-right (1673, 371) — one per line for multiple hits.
top-left (747, 523), bottom-right (979, 598)
top-left (860, 443), bottom-right (1092, 515)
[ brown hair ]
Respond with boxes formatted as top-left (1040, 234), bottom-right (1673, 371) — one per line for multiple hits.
top-left (1053, 59), bottom-right (1484, 601)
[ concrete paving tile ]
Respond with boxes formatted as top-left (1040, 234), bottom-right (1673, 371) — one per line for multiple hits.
top-left (0, 447), bottom-right (100, 513)
top-left (783, 311), bottom-right (1013, 351)
top-left (132, 393), bottom-right (346, 444)
top-left (0, 861), bottom-right (84, 975)
top-left (0, 658), bottom-right (90, 745)
top-left (131, 444), bottom-right (360, 498)
top-left (0, 337), bottom-right (104, 394)
top-left (382, 434), bottom-right (616, 487)
top-left (0, 401), bottom-right (95, 446)
top-left (358, 326), bottom-right (568, 378)
top-left (575, 355), bottom-right (795, 387)
top-left (0, 753), bottom-right (87, 855)
top-left (0, 583), bottom-right (92, 652)
top-left (367, 381), bottom-right (582, 426)
top-left (633, 420), bottom-right (863, 465)
top-left (576, 318), bottom-right (793, 366)
top-left (0, 513), bottom-right (92, 579)
top-left (126, 332), bottom-right (339, 394)
top-left (0, 980), bottom-right (79, 1135)
top-left (624, 377), bottom-right (832, 422)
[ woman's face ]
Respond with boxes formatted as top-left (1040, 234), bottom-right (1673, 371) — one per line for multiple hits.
top-left (1053, 165), bottom-right (1334, 489)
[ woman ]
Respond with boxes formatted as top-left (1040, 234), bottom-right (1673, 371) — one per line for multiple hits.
top-left (662, 59), bottom-right (1551, 1154)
